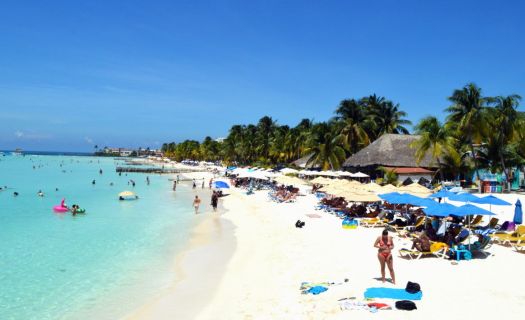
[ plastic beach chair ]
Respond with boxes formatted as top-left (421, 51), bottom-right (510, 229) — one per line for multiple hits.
top-left (512, 235), bottom-right (525, 252)
top-left (490, 225), bottom-right (525, 245)
top-left (398, 242), bottom-right (448, 260)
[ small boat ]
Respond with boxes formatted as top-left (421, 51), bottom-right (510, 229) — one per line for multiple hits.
top-left (11, 148), bottom-right (23, 156)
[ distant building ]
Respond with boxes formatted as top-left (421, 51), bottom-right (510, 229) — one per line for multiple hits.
top-left (343, 134), bottom-right (438, 182)
top-left (215, 137), bottom-right (226, 143)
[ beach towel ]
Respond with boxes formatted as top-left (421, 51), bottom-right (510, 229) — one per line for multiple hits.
top-left (305, 286), bottom-right (328, 295)
top-left (364, 287), bottom-right (423, 300)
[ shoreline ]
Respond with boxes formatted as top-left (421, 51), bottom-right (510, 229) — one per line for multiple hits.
top-left (123, 187), bottom-right (237, 320)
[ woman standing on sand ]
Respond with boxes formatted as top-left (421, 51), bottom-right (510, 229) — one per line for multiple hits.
top-left (374, 229), bottom-right (396, 284)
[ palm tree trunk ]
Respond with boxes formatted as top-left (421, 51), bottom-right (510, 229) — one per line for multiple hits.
top-left (499, 152), bottom-right (511, 192)
top-left (436, 158), bottom-right (445, 184)
top-left (469, 138), bottom-right (481, 191)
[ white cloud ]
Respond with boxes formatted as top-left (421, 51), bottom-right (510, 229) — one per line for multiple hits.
top-left (14, 130), bottom-right (51, 140)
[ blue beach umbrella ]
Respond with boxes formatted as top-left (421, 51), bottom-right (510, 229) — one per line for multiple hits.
top-left (448, 192), bottom-right (480, 203)
top-left (427, 189), bottom-right (456, 199)
top-left (378, 192), bottom-right (402, 202)
top-left (473, 195), bottom-right (511, 206)
top-left (450, 204), bottom-right (494, 217)
top-left (513, 200), bottom-right (522, 225)
top-left (213, 181), bottom-right (230, 189)
top-left (423, 203), bottom-right (458, 217)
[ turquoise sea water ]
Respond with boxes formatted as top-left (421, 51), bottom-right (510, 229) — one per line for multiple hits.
top-left (0, 155), bottom-right (202, 319)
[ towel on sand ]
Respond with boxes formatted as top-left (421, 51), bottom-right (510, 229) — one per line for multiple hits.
top-left (364, 287), bottom-right (422, 300)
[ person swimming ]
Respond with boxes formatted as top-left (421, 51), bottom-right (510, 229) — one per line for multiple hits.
top-left (374, 229), bottom-right (396, 284)
top-left (37, 190), bottom-right (44, 197)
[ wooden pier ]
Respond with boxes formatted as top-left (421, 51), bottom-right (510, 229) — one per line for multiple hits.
top-left (115, 167), bottom-right (202, 174)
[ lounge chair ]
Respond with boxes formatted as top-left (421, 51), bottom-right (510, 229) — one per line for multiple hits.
top-left (490, 225), bottom-right (525, 245)
top-left (399, 242), bottom-right (448, 260)
top-left (466, 215), bottom-right (483, 229)
top-left (470, 235), bottom-right (492, 258)
top-left (478, 217), bottom-right (500, 230)
top-left (395, 216), bottom-right (425, 236)
top-left (360, 218), bottom-right (387, 228)
top-left (512, 236), bottom-right (525, 252)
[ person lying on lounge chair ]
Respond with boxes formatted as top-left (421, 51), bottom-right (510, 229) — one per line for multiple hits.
top-left (412, 231), bottom-right (431, 252)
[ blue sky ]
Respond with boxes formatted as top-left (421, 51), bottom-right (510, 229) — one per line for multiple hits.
top-left (1, 0), bottom-right (523, 151)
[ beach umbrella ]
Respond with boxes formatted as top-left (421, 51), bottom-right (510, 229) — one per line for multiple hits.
top-left (513, 200), bottom-right (522, 225)
top-left (423, 203), bottom-right (458, 217)
top-left (472, 195), bottom-right (511, 206)
top-left (213, 181), bottom-right (230, 189)
top-left (427, 189), bottom-right (456, 199)
top-left (352, 172), bottom-right (369, 178)
top-left (450, 204), bottom-right (494, 217)
top-left (448, 192), bottom-right (480, 203)
top-left (378, 192), bottom-right (402, 202)
top-left (472, 194), bottom-right (511, 215)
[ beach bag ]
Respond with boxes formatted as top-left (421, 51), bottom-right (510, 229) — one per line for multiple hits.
top-left (405, 281), bottom-right (421, 294)
top-left (395, 300), bottom-right (417, 310)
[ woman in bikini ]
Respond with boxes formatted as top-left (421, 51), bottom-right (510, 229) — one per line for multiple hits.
top-left (374, 229), bottom-right (396, 284)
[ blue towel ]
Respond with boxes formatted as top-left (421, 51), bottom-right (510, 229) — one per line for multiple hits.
top-left (306, 286), bottom-right (328, 295)
top-left (364, 287), bottom-right (422, 300)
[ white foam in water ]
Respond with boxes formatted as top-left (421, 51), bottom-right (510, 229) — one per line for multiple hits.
top-left (0, 155), bottom-right (198, 319)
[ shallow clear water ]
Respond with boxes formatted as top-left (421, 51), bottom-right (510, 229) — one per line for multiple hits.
top-left (0, 155), bottom-right (201, 320)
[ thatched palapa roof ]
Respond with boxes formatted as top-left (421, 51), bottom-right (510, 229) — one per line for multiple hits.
top-left (343, 134), bottom-right (438, 168)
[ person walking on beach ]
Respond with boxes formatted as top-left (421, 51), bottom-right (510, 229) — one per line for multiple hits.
top-left (209, 178), bottom-right (213, 189)
top-left (193, 195), bottom-right (201, 214)
top-left (173, 180), bottom-right (177, 191)
top-left (192, 179), bottom-right (196, 189)
top-left (211, 191), bottom-right (218, 212)
top-left (201, 180), bottom-right (205, 189)
top-left (374, 229), bottom-right (396, 284)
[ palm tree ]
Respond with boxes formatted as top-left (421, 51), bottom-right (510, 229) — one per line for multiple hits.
top-left (446, 83), bottom-right (492, 181)
top-left (492, 94), bottom-right (522, 188)
top-left (334, 99), bottom-right (371, 154)
top-left (255, 116), bottom-right (276, 159)
top-left (411, 116), bottom-right (458, 182)
top-left (370, 101), bottom-right (411, 136)
top-left (305, 122), bottom-right (347, 170)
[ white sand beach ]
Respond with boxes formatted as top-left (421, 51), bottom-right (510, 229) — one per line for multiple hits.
top-left (128, 186), bottom-right (525, 320)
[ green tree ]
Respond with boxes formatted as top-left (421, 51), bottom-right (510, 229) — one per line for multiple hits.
top-left (446, 83), bottom-right (492, 181)
top-left (334, 99), bottom-right (371, 154)
top-left (411, 116), bottom-right (458, 182)
top-left (305, 122), bottom-right (347, 170)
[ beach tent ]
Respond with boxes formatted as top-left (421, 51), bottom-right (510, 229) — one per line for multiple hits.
top-left (514, 200), bottom-right (523, 225)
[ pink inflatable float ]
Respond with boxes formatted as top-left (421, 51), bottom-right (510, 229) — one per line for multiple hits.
top-left (53, 198), bottom-right (69, 212)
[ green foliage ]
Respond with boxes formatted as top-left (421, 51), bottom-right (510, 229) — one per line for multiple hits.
top-left (160, 86), bottom-right (524, 183)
